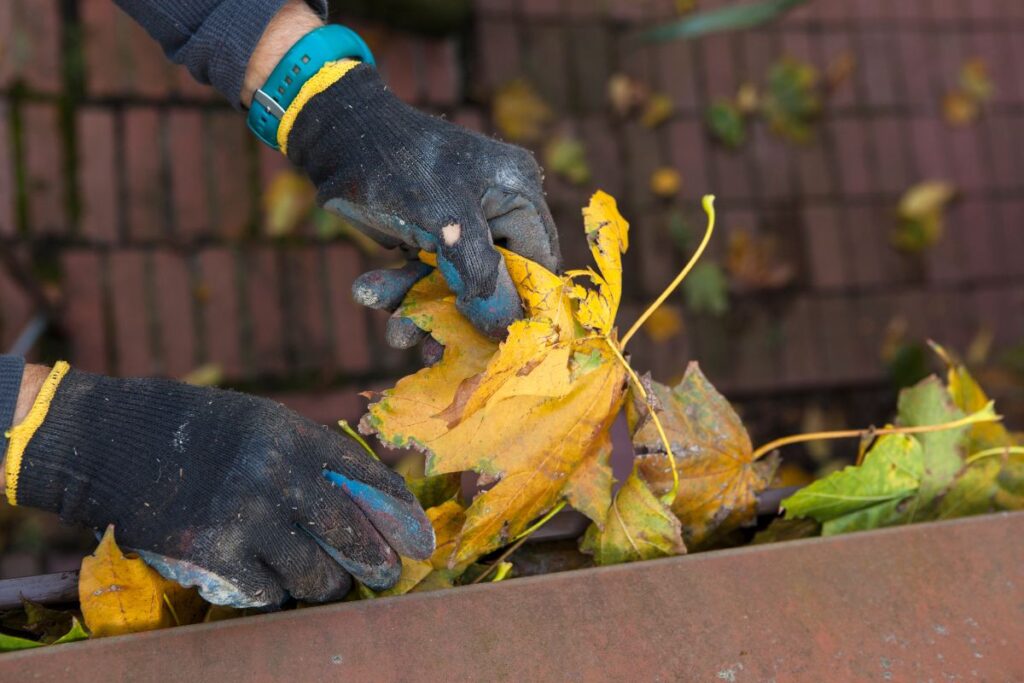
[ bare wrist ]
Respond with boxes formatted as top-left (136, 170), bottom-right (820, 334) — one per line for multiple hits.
top-left (243, 0), bottom-right (324, 107)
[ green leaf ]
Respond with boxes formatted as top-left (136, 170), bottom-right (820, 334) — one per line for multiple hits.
top-left (0, 632), bottom-right (44, 652)
top-left (896, 376), bottom-right (969, 515)
top-left (544, 136), bottom-right (591, 185)
top-left (761, 57), bottom-right (821, 143)
top-left (640, 0), bottom-right (811, 43)
top-left (938, 451), bottom-right (1024, 520)
top-left (393, 452), bottom-right (461, 509)
top-left (751, 517), bottom-right (820, 545)
top-left (705, 100), bottom-right (746, 149)
top-left (783, 434), bottom-right (924, 535)
top-left (682, 261), bottom-right (729, 316)
top-left (52, 617), bottom-right (89, 645)
top-left (580, 469), bottom-right (686, 565)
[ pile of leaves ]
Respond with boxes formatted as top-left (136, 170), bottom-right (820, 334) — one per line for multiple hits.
top-left (3, 191), bottom-right (1021, 649)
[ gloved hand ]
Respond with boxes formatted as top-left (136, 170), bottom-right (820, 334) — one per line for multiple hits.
top-left (279, 60), bottom-right (561, 347)
top-left (5, 363), bottom-right (433, 608)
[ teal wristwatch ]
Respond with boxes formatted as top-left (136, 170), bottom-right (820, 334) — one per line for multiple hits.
top-left (247, 24), bottom-right (375, 150)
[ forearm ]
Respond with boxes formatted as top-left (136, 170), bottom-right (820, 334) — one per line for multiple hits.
top-left (113, 0), bottom-right (326, 107)
top-left (0, 364), bottom-right (48, 493)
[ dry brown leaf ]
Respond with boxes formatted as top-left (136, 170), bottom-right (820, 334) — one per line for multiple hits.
top-left (725, 229), bottom-right (795, 291)
top-left (628, 364), bottom-right (778, 548)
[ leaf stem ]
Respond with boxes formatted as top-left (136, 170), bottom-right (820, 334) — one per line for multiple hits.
top-left (338, 420), bottom-right (380, 461)
top-left (965, 446), bottom-right (1024, 465)
top-left (471, 535), bottom-right (531, 584)
top-left (604, 339), bottom-right (679, 505)
top-left (620, 195), bottom-right (716, 349)
top-left (470, 500), bottom-right (568, 585)
top-left (751, 401), bottom-right (1002, 461)
top-left (512, 500), bottom-right (567, 542)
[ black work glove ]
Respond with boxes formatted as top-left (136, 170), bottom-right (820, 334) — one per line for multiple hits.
top-left (282, 61), bottom-right (561, 347)
top-left (9, 364), bottom-right (433, 608)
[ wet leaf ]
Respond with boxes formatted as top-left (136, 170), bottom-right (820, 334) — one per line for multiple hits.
top-left (641, 93), bottom-right (675, 128)
top-left (544, 135), bottom-right (591, 185)
top-left (364, 192), bottom-right (631, 566)
top-left (761, 57), bottom-right (821, 143)
top-left (580, 468), bottom-right (686, 565)
top-left (650, 167), bottom-right (682, 198)
top-left (79, 526), bottom-right (207, 638)
top-left (394, 452), bottom-right (461, 509)
top-left (938, 450), bottom-right (1024, 519)
top-left (893, 181), bottom-right (957, 253)
top-left (642, 305), bottom-right (684, 343)
top-left (263, 170), bottom-right (315, 237)
top-left (682, 261), bottom-right (729, 316)
top-left (493, 79), bottom-right (553, 144)
top-left (628, 364), bottom-right (778, 548)
top-left (783, 434), bottom-right (924, 535)
top-left (751, 516), bottom-right (820, 545)
top-left (725, 229), bottom-right (795, 291)
top-left (706, 100), bottom-right (746, 148)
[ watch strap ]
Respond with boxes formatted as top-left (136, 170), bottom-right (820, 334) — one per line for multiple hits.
top-left (247, 24), bottom-right (375, 150)
top-left (0, 355), bottom-right (26, 454)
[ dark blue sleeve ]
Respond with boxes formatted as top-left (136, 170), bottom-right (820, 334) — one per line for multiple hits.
top-left (113, 0), bottom-right (328, 108)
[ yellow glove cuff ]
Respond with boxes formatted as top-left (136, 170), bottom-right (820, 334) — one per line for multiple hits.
top-left (5, 361), bottom-right (70, 505)
top-left (277, 58), bottom-right (362, 155)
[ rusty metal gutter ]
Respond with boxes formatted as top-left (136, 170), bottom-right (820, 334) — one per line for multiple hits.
top-left (2, 512), bottom-right (1022, 681)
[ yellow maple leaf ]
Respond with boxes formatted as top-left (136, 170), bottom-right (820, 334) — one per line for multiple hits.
top-left (628, 364), bottom-right (778, 549)
top-left (79, 526), bottom-right (206, 638)
top-left (364, 192), bottom-right (632, 566)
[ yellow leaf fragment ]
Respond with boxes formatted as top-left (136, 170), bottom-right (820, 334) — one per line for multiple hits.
top-left (262, 170), bottom-right (314, 237)
top-left (628, 363), bottom-right (777, 548)
top-left (79, 526), bottom-right (206, 638)
top-left (650, 167), bottom-right (682, 198)
top-left (567, 191), bottom-right (630, 335)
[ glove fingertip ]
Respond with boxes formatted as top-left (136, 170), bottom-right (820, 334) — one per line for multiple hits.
top-left (323, 469), bottom-right (436, 561)
top-left (454, 265), bottom-right (522, 341)
top-left (386, 314), bottom-right (428, 350)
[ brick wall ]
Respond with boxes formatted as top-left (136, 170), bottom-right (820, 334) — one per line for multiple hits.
top-left (1, 0), bottom-right (1023, 426)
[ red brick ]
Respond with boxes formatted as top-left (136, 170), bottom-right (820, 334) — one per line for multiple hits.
top-left (61, 251), bottom-right (108, 373)
top-left (869, 117), bottom-right (912, 196)
top-left (751, 122), bottom-right (795, 200)
top-left (910, 119), bottom-right (951, 181)
top-left (810, 0), bottom-right (853, 20)
top-left (326, 245), bottom-right (372, 375)
top-left (968, 32), bottom-right (1016, 107)
top-left (22, 103), bottom-right (66, 236)
top-left (127, 20), bottom-right (173, 98)
top-left (476, 20), bottom-right (522, 91)
top-left (802, 205), bottom-right (847, 290)
top-left (0, 4), bottom-right (12, 89)
top-left (259, 144), bottom-right (290, 194)
top-left (655, 40), bottom-right (699, 112)
top-left (854, 0), bottom-right (886, 20)
top-left (477, 0), bottom-right (517, 14)
top-left (985, 116), bottom-right (1023, 192)
top-left (709, 145), bottom-right (752, 203)
top-left (845, 205), bottom-right (903, 288)
top-left (779, 296), bottom-right (823, 388)
top-left (929, 0), bottom-right (961, 21)
top-left (286, 247), bottom-right (330, 373)
top-left (423, 40), bottom-right (460, 106)
top-left (924, 202), bottom-right (968, 286)
top-left (701, 35), bottom-right (739, 99)
top-left (832, 118), bottom-right (873, 197)
top-left (80, 0), bottom-right (122, 97)
top-left (4, 0), bottom-right (62, 93)
top-left (997, 200), bottom-right (1024, 277)
top-left (634, 209), bottom-right (679, 298)
top-left (525, 26), bottom-right (570, 112)
top-left (1005, 30), bottom-right (1024, 105)
top-left (207, 112), bottom-right (252, 240)
top-left (897, 31), bottom-right (936, 109)
top-left (623, 122), bottom-right (664, 206)
top-left (731, 305), bottom-right (780, 393)
top-left (76, 108), bottom-right (119, 243)
top-left (173, 64), bottom-right (218, 101)
top-left (109, 250), bottom-right (155, 377)
top-left (198, 249), bottom-right (243, 378)
top-left (568, 23), bottom-right (613, 115)
top-left (0, 256), bottom-right (33, 353)
top-left (168, 109), bottom-right (210, 240)
top-left (580, 116), bottom-right (624, 198)
top-left (667, 120), bottom-right (710, 199)
top-left (0, 103), bottom-right (15, 237)
top-left (244, 247), bottom-right (286, 376)
top-left (956, 200), bottom-right (1000, 283)
top-left (860, 30), bottom-right (900, 108)
top-left (453, 108), bottom-right (486, 133)
top-left (123, 107), bottom-right (166, 241)
top-left (266, 389), bottom-right (363, 426)
top-left (523, 0), bottom-right (561, 17)
top-left (946, 127), bottom-right (989, 193)
top-left (818, 296), bottom-right (862, 384)
top-left (796, 139), bottom-right (834, 198)
top-left (378, 35), bottom-right (420, 103)
top-left (152, 250), bottom-right (196, 378)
